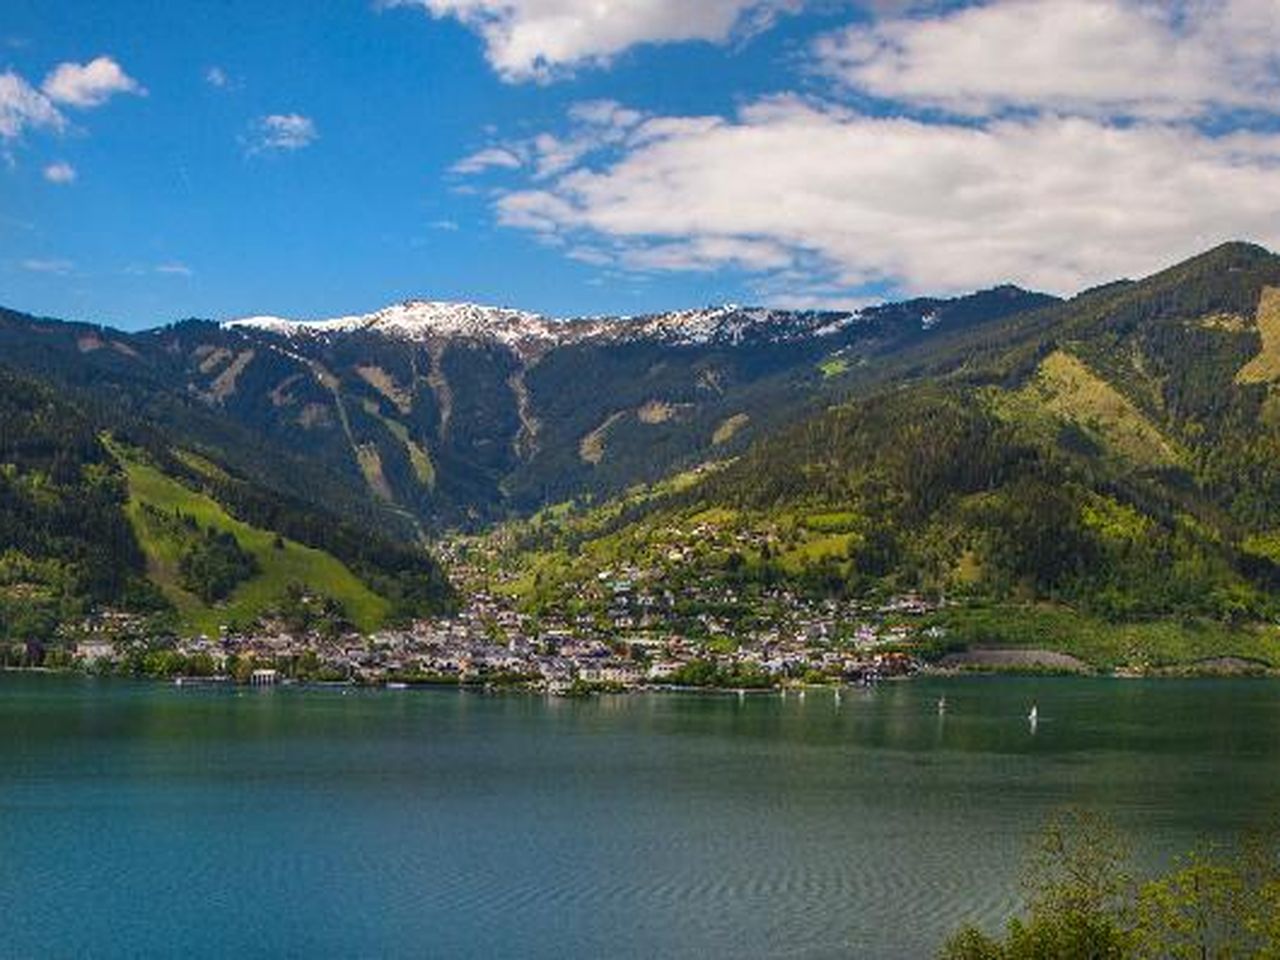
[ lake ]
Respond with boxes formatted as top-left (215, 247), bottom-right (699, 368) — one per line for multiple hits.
top-left (2, 674), bottom-right (1278, 958)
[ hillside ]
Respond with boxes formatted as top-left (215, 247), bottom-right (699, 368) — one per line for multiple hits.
top-left (111, 443), bottom-right (392, 635)
top-left (461, 243), bottom-right (1280, 669)
top-left (0, 286), bottom-right (1054, 531)
top-left (0, 365), bottom-right (453, 644)
top-left (0, 368), bottom-right (158, 643)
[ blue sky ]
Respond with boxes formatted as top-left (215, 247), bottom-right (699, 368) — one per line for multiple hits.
top-left (4, 0), bottom-right (1280, 330)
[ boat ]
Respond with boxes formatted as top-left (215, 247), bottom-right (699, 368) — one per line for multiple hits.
top-left (386, 682), bottom-right (409, 690)
top-left (1028, 704), bottom-right (1038, 723)
top-left (937, 696), bottom-right (947, 714)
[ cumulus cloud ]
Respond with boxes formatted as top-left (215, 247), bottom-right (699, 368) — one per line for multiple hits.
top-left (42, 161), bottom-right (75, 184)
top-left (816, 0), bottom-right (1280, 120)
top-left (618, 236), bottom-right (796, 273)
top-left (390, 0), bottom-right (801, 81)
top-left (450, 1), bottom-right (1280, 301)
top-left (248, 113), bottom-right (318, 152)
top-left (0, 71), bottom-right (63, 139)
top-left (475, 97), bottom-right (1280, 296)
top-left (205, 66), bottom-right (229, 88)
top-left (451, 145), bottom-right (524, 174)
top-left (42, 56), bottom-right (144, 108)
top-left (453, 99), bottom-right (646, 182)
top-left (534, 100), bottom-right (643, 177)
top-left (0, 56), bottom-right (139, 144)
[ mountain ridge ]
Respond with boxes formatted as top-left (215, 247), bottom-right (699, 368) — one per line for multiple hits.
top-left (0, 283), bottom-right (1058, 529)
top-left (222, 287), bottom-right (1051, 350)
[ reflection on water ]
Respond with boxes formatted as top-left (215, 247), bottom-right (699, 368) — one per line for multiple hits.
top-left (1, 675), bottom-right (1278, 959)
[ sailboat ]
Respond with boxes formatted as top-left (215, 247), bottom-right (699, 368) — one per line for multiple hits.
top-left (1028, 704), bottom-right (1038, 723)
top-left (937, 696), bottom-right (947, 714)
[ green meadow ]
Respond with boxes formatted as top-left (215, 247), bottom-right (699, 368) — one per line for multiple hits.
top-left (113, 445), bottom-right (389, 635)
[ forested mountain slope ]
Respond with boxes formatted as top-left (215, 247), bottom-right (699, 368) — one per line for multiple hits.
top-left (473, 243), bottom-right (1280, 662)
top-left (0, 286), bottom-right (1053, 531)
top-left (0, 366), bottom-right (453, 641)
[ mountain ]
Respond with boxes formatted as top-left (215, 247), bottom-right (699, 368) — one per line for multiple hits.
top-left (210, 285), bottom-right (1053, 524)
top-left (12, 240), bottom-right (1280, 661)
top-left (0, 361), bottom-right (453, 643)
top-left (0, 285), bottom-right (1055, 531)
top-left (470, 243), bottom-right (1280, 668)
top-left (229, 299), bottom-right (870, 348)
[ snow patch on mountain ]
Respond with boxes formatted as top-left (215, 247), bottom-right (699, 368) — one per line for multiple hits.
top-left (226, 300), bottom-right (865, 348)
top-left (227, 301), bottom-right (558, 347)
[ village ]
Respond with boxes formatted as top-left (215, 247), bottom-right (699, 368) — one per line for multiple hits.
top-left (61, 550), bottom-right (945, 691)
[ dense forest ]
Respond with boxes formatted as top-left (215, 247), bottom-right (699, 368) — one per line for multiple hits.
top-left (0, 368), bottom-right (158, 640)
top-left (708, 243), bottom-right (1280, 621)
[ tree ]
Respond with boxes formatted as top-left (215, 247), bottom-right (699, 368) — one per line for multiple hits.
top-left (1133, 835), bottom-right (1280, 960)
top-left (941, 810), bottom-right (1134, 959)
top-left (940, 815), bottom-right (1280, 960)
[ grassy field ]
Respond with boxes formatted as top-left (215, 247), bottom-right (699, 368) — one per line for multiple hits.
top-left (987, 351), bottom-right (1181, 472)
top-left (1236, 286), bottom-right (1280, 383)
top-left (818, 357), bottom-right (850, 379)
top-left (776, 533), bottom-right (857, 573)
top-left (112, 444), bottom-right (390, 635)
top-left (362, 399), bottom-right (437, 489)
top-left (938, 604), bottom-right (1280, 670)
top-left (711, 413), bottom-right (750, 446)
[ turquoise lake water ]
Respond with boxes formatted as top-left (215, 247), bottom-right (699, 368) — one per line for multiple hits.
top-left (3, 674), bottom-right (1280, 958)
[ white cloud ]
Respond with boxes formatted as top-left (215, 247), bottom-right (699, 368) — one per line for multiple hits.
top-left (42, 56), bottom-right (144, 108)
top-left (454, 99), bottom-right (646, 182)
top-left (0, 56), bottom-right (139, 144)
top-left (816, 0), bottom-right (1280, 119)
top-left (20, 257), bottom-right (73, 274)
top-left (390, 0), bottom-right (800, 81)
top-left (205, 66), bottom-right (228, 88)
top-left (534, 100), bottom-right (643, 177)
top-left (483, 97), bottom-right (1280, 297)
top-left (123, 261), bottom-right (195, 277)
top-left (624, 236), bottom-right (796, 273)
top-left (0, 71), bottom-right (63, 139)
top-left (248, 113), bottom-right (318, 152)
top-left (451, 145), bottom-right (524, 174)
top-left (42, 161), bottom-right (75, 183)
top-left (461, 3), bottom-right (1280, 300)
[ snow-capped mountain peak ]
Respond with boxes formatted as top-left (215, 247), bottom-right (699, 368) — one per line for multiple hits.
top-left (226, 300), bottom-right (558, 346)
top-left (224, 299), bottom-right (864, 348)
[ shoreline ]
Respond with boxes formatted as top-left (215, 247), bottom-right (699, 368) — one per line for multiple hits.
top-left (923, 647), bottom-right (1278, 678)
top-left (6, 660), bottom-right (1279, 693)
